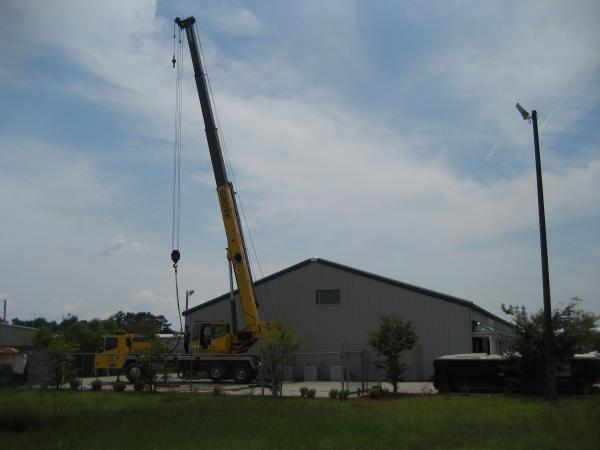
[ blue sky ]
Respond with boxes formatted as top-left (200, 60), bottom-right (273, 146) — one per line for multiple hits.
top-left (1, 0), bottom-right (599, 327)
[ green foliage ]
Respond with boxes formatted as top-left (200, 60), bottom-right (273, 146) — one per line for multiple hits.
top-left (13, 316), bottom-right (60, 331)
top-left (368, 315), bottom-right (418, 393)
top-left (32, 315), bottom-right (117, 353)
top-left (258, 324), bottom-right (302, 397)
top-left (69, 378), bottom-right (81, 390)
top-left (111, 311), bottom-right (173, 337)
top-left (138, 337), bottom-right (169, 392)
top-left (306, 388), bottom-right (316, 399)
top-left (502, 298), bottom-right (599, 390)
top-left (1, 390), bottom-right (600, 450)
top-left (47, 337), bottom-right (78, 389)
top-left (212, 386), bottom-right (223, 396)
top-left (368, 386), bottom-right (382, 399)
top-left (328, 388), bottom-right (339, 399)
top-left (90, 379), bottom-right (103, 391)
top-left (338, 390), bottom-right (349, 400)
top-left (299, 386), bottom-right (309, 398)
top-left (113, 381), bottom-right (126, 393)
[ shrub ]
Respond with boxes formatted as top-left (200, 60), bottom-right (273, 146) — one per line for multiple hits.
top-left (339, 390), bottom-right (350, 400)
top-left (213, 385), bottom-right (223, 396)
top-left (382, 387), bottom-right (390, 397)
top-left (133, 379), bottom-right (146, 392)
top-left (299, 386), bottom-right (309, 398)
top-left (306, 388), bottom-right (316, 399)
top-left (369, 386), bottom-right (382, 399)
top-left (329, 388), bottom-right (339, 399)
top-left (258, 325), bottom-right (302, 397)
top-left (368, 315), bottom-right (418, 394)
top-left (90, 379), bottom-right (103, 391)
top-left (113, 380), bottom-right (126, 392)
top-left (69, 378), bottom-right (81, 390)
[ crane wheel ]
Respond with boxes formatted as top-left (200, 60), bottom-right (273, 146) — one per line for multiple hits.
top-left (232, 363), bottom-right (254, 384)
top-left (208, 362), bottom-right (227, 382)
top-left (125, 364), bottom-right (142, 382)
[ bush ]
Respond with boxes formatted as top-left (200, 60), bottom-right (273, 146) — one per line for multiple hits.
top-left (113, 380), bottom-right (126, 392)
top-left (369, 386), bottom-right (382, 399)
top-left (329, 388), bottom-right (339, 399)
top-left (306, 388), bottom-right (316, 399)
top-left (338, 390), bottom-right (350, 400)
top-left (90, 379), bottom-right (103, 391)
top-left (382, 387), bottom-right (390, 397)
top-left (133, 379), bottom-right (146, 392)
top-left (368, 315), bottom-right (418, 394)
top-left (213, 385), bottom-right (223, 396)
top-left (69, 378), bottom-right (81, 390)
top-left (299, 386), bottom-right (309, 398)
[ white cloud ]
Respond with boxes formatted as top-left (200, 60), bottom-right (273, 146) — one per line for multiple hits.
top-left (208, 5), bottom-right (264, 36)
top-left (101, 234), bottom-right (152, 257)
top-left (424, 0), bottom-right (600, 156)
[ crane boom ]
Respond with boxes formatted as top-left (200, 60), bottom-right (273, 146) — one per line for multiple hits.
top-left (176, 16), bottom-right (261, 337)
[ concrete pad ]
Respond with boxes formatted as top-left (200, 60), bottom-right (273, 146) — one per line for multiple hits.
top-left (78, 375), bottom-right (437, 397)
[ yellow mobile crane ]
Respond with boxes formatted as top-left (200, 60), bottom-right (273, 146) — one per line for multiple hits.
top-left (173, 16), bottom-right (277, 379)
top-left (95, 17), bottom-right (277, 383)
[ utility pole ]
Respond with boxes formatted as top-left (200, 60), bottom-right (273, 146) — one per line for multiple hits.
top-left (516, 103), bottom-right (555, 397)
top-left (1, 298), bottom-right (6, 323)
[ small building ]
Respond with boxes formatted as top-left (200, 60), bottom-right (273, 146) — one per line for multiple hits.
top-left (0, 322), bottom-right (37, 348)
top-left (183, 258), bottom-right (514, 380)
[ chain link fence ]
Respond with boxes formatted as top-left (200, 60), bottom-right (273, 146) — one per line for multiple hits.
top-left (18, 346), bottom-right (401, 396)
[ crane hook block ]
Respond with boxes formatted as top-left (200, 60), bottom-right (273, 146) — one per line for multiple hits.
top-left (172, 54), bottom-right (176, 68)
top-left (171, 249), bottom-right (181, 266)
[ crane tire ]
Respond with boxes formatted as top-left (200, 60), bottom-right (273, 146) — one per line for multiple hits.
top-left (125, 364), bottom-right (142, 382)
top-left (232, 363), bottom-right (253, 384)
top-left (208, 362), bottom-right (227, 382)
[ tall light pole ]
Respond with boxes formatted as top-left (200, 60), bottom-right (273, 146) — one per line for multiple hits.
top-left (516, 103), bottom-right (555, 397)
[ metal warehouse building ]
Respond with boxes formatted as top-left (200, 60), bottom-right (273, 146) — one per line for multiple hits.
top-left (183, 258), bottom-right (514, 380)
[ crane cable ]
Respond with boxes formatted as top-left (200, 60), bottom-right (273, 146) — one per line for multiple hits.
top-left (170, 24), bottom-right (184, 340)
top-left (195, 23), bottom-right (279, 322)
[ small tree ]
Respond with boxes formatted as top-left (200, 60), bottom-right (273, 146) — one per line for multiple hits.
top-left (138, 337), bottom-right (169, 392)
top-left (502, 297), bottom-right (599, 391)
top-left (258, 324), bottom-right (302, 397)
top-left (368, 315), bottom-right (418, 394)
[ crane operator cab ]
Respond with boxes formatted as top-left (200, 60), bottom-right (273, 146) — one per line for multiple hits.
top-left (192, 321), bottom-right (232, 353)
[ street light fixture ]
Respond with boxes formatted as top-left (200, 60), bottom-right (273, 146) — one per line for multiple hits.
top-left (516, 102), bottom-right (555, 397)
top-left (185, 289), bottom-right (195, 311)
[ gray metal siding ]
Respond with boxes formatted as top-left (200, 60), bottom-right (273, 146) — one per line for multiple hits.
top-left (185, 260), bottom-right (479, 379)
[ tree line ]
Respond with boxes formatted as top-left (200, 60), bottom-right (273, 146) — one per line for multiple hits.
top-left (12, 311), bottom-right (174, 353)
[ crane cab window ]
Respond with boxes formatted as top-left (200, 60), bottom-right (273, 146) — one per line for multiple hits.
top-left (212, 324), bottom-right (227, 338)
top-left (104, 337), bottom-right (118, 351)
top-left (316, 289), bottom-right (341, 305)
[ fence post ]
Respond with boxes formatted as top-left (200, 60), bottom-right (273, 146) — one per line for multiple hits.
top-left (260, 360), bottom-right (265, 397)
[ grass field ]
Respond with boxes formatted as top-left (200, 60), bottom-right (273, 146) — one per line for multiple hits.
top-left (1, 389), bottom-right (599, 450)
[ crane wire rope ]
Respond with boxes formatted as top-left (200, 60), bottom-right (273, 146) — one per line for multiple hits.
top-left (170, 24), bottom-right (184, 340)
top-left (195, 23), bottom-right (278, 322)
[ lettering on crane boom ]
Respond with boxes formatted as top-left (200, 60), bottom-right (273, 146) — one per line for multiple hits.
top-left (218, 188), bottom-right (232, 219)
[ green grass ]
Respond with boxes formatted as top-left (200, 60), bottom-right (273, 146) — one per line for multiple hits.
top-left (0, 389), bottom-right (599, 450)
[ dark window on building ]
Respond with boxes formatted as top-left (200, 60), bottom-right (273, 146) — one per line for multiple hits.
top-left (316, 289), bottom-right (341, 305)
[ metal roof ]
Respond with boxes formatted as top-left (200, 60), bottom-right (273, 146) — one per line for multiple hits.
top-left (183, 257), bottom-right (513, 328)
